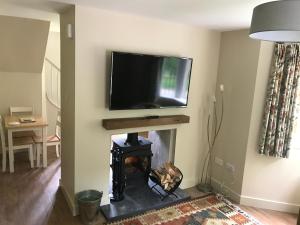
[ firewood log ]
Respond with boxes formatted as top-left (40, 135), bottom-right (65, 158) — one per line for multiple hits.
top-left (152, 162), bottom-right (182, 191)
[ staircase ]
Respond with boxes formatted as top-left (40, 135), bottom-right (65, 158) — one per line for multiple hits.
top-left (44, 58), bottom-right (61, 136)
top-left (44, 58), bottom-right (61, 109)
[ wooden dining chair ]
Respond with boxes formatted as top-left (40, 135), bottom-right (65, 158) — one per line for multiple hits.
top-left (9, 106), bottom-right (35, 138)
top-left (9, 106), bottom-right (34, 116)
top-left (35, 111), bottom-right (61, 167)
top-left (0, 115), bottom-right (34, 172)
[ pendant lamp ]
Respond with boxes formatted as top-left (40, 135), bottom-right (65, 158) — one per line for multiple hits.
top-left (249, 0), bottom-right (300, 42)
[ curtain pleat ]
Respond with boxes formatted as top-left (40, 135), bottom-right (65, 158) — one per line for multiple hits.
top-left (259, 43), bottom-right (300, 158)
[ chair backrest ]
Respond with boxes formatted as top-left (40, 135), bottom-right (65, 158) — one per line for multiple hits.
top-left (10, 106), bottom-right (33, 116)
top-left (56, 111), bottom-right (61, 138)
top-left (0, 116), bottom-right (6, 151)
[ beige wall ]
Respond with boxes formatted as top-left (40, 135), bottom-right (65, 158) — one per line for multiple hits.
top-left (212, 30), bottom-right (261, 199)
top-left (0, 15), bottom-right (49, 119)
top-left (0, 15), bottom-right (49, 73)
top-left (60, 6), bottom-right (76, 214)
top-left (213, 30), bottom-right (300, 213)
top-left (0, 72), bottom-right (42, 117)
top-left (70, 6), bottom-right (221, 205)
top-left (241, 41), bottom-right (300, 213)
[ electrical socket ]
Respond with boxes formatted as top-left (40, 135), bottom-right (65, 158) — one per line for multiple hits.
top-left (214, 157), bottom-right (223, 166)
top-left (225, 162), bottom-right (235, 173)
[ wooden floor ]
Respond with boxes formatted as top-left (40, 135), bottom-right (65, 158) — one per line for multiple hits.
top-left (239, 205), bottom-right (298, 225)
top-left (0, 149), bottom-right (298, 225)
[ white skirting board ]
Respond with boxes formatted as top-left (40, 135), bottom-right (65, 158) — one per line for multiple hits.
top-left (59, 179), bottom-right (78, 216)
top-left (211, 177), bottom-right (300, 214)
top-left (240, 195), bottom-right (300, 214)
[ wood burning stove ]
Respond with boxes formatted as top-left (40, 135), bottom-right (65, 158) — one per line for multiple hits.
top-left (110, 133), bottom-right (153, 202)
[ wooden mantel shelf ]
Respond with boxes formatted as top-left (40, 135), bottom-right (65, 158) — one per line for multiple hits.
top-left (102, 115), bottom-right (190, 130)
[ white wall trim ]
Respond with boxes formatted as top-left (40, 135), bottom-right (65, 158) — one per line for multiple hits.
top-left (240, 195), bottom-right (300, 214)
top-left (212, 177), bottom-right (300, 213)
top-left (59, 179), bottom-right (77, 216)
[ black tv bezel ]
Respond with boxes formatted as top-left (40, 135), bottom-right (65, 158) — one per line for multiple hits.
top-left (109, 51), bottom-right (193, 111)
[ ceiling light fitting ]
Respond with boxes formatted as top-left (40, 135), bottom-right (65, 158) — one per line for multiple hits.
top-left (250, 0), bottom-right (300, 42)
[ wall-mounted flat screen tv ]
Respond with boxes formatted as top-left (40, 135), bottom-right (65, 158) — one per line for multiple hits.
top-left (109, 51), bottom-right (193, 110)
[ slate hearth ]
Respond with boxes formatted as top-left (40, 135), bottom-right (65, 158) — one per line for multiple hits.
top-left (100, 171), bottom-right (190, 222)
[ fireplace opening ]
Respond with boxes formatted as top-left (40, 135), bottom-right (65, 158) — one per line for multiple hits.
top-left (102, 129), bottom-right (191, 222)
top-left (109, 130), bottom-right (177, 202)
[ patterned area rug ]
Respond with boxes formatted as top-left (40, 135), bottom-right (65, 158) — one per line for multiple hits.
top-left (107, 195), bottom-right (262, 225)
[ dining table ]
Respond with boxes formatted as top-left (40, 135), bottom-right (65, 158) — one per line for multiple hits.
top-left (4, 115), bottom-right (48, 173)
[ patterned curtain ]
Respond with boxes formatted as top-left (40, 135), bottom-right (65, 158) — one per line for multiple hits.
top-left (259, 43), bottom-right (300, 158)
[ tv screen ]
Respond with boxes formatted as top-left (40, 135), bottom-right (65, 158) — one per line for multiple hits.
top-left (109, 52), bottom-right (193, 110)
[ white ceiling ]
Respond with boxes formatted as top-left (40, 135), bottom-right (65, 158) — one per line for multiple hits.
top-left (54, 0), bottom-right (274, 31)
top-left (0, 0), bottom-right (275, 31)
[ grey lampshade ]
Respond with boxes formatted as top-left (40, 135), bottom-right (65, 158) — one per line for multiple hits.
top-left (249, 0), bottom-right (300, 42)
